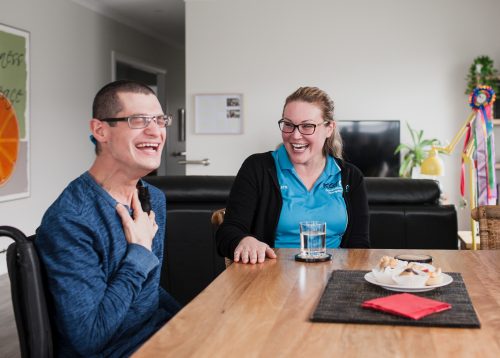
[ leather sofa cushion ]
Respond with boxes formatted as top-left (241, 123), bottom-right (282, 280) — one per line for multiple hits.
top-left (370, 205), bottom-right (457, 249)
top-left (145, 176), bottom-right (233, 203)
top-left (366, 178), bottom-right (440, 205)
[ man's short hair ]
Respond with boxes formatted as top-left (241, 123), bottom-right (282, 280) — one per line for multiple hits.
top-left (92, 80), bottom-right (155, 120)
top-left (91, 80), bottom-right (156, 155)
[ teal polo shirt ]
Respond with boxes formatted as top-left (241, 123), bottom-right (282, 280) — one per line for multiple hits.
top-left (272, 145), bottom-right (347, 248)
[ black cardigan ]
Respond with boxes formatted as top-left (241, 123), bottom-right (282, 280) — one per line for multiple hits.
top-left (216, 152), bottom-right (370, 258)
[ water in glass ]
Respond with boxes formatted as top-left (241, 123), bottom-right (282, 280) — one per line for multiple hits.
top-left (300, 221), bottom-right (327, 257)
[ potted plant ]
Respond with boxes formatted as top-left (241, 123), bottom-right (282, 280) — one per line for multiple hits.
top-left (465, 56), bottom-right (500, 118)
top-left (465, 55), bottom-right (499, 95)
top-left (395, 123), bottom-right (441, 178)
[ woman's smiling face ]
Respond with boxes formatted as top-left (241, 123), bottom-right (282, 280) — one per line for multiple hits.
top-left (281, 100), bottom-right (334, 167)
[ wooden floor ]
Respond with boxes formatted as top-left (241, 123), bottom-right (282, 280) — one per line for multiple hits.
top-left (0, 274), bottom-right (20, 358)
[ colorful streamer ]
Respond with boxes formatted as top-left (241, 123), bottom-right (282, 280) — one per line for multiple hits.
top-left (465, 86), bottom-right (497, 205)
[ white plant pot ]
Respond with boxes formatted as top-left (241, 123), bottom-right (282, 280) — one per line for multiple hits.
top-left (411, 166), bottom-right (421, 179)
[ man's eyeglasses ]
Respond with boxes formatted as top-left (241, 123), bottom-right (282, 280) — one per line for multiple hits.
top-left (278, 119), bottom-right (329, 135)
top-left (99, 114), bottom-right (173, 129)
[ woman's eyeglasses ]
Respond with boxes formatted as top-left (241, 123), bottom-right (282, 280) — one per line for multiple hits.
top-left (278, 119), bottom-right (328, 135)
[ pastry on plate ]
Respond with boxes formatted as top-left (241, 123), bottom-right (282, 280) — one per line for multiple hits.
top-left (399, 267), bottom-right (419, 276)
top-left (426, 268), bottom-right (443, 286)
top-left (407, 262), bottom-right (435, 273)
top-left (378, 256), bottom-right (401, 270)
top-left (392, 266), bottom-right (428, 287)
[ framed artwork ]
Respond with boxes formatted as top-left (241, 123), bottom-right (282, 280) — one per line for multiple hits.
top-left (194, 94), bottom-right (243, 134)
top-left (0, 23), bottom-right (30, 202)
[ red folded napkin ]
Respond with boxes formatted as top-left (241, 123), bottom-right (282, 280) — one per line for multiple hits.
top-left (361, 293), bottom-right (451, 320)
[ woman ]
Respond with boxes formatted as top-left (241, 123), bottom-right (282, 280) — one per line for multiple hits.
top-left (216, 87), bottom-right (370, 264)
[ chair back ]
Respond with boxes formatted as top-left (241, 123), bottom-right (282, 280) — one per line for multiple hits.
top-left (210, 208), bottom-right (232, 267)
top-left (471, 206), bottom-right (500, 249)
top-left (210, 208), bottom-right (226, 227)
top-left (1, 226), bottom-right (54, 358)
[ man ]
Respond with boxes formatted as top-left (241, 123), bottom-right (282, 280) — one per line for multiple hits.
top-left (36, 80), bottom-right (180, 357)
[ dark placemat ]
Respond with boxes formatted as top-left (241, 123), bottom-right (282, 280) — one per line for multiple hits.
top-left (311, 270), bottom-right (480, 328)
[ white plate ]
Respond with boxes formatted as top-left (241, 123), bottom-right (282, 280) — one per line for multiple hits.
top-left (364, 272), bottom-right (453, 292)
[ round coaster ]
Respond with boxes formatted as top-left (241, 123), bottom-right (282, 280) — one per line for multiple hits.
top-left (394, 254), bottom-right (432, 264)
top-left (294, 253), bottom-right (332, 263)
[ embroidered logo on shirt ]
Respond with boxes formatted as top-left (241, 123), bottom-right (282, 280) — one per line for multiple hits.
top-left (323, 182), bottom-right (342, 194)
top-left (280, 185), bottom-right (288, 191)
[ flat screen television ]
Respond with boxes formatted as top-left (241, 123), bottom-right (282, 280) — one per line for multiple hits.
top-left (337, 120), bottom-right (400, 177)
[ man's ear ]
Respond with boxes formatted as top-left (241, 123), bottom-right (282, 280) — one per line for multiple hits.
top-left (90, 118), bottom-right (107, 143)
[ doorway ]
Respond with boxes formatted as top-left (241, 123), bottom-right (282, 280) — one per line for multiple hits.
top-left (111, 51), bottom-right (186, 175)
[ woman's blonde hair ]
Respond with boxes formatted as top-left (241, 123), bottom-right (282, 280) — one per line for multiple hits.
top-left (282, 86), bottom-right (343, 158)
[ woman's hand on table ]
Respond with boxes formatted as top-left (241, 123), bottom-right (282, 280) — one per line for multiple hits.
top-left (234, 236), bottom-right (277, 264)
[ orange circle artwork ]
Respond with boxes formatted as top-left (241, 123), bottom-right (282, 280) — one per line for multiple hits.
top-left (0, 95), bottom-right (19, 186)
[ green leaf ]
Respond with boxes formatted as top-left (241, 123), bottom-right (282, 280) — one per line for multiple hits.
top-left (420, 139), bottom-right (440, 147)
top-left (399, 154), bottom-right (414, 177)
top-left (394, 143), bottom-right (410, 154)
top-left (397, 122), bottom-right (442, 177)
top-left (417, 130), bottom-right (423, 143)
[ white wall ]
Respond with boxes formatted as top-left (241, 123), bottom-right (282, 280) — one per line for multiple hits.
top-left (0, 0), bottom-right (185, 274)
top-left (185, 0), bottom-right (500, 232)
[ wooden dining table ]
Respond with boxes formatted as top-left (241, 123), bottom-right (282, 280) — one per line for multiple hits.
top-left (133, 249), bottom-right (500, 357)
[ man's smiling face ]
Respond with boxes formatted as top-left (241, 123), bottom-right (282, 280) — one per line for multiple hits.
top-left (102, 92), bottom-right (166, 176)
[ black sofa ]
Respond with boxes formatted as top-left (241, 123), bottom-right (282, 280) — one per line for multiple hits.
top-left (366, 178), bottom-right (457, 249)
top-left (145, 176), bottom-right (457, 305)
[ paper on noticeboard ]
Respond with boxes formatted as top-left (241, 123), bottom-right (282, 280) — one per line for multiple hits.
top-left (194, 94), bottom-right (243, 134)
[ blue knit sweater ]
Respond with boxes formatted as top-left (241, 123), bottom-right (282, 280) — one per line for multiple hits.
top-left (36, 172), bottom-right (179, 357)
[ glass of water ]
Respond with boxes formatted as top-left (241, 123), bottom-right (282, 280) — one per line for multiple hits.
top-left (300, 221), bottom-right (327, 258)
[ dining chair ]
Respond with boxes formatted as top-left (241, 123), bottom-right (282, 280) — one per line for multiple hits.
top-left (210, 208), bottom-right (232, 267)
top-left (210, 208), bottom-right (225, 227)
top-left (471, 205), bottom-right (500, 249)
top-left (1, 226), bottom-right (54, 358)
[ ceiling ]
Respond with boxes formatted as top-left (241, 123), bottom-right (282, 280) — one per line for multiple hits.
top-left (71, 0), bottom-right (185, 48)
